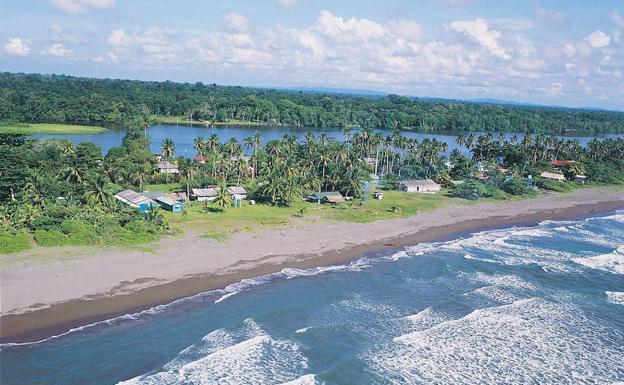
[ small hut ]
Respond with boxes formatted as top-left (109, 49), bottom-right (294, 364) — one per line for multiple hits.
top-left (540, 172), bottom-right (566, 181)
top-left (308, 191), bottom-right (344, 204)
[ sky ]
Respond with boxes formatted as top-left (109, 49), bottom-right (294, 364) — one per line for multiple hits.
top-left (1, 0), bottom-right (623, 110)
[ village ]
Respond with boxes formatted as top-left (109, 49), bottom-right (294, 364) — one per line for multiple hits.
top-left (113, 149), bottom-right (586, 216)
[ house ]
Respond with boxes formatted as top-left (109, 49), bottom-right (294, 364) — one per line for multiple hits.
top-left (399, 179), bottom-right (441, 193)
top-left (114, 189), bottom-right (158, 212)
top-left (191, 187), bottom-right (218, 201)
top-left (325, 194), bottom-right (345, 204)
top-left (165, 192), bottom-right (188, 201)
top-left (194, 155), bottom-right (207, 164)
top-left (540, 171), bottom-right (566, 181)
top-left (574, 175), bottom-right (587, 183)
top-left (158, 161), bottom-right (179, 174)
top-left (154, 196), bottom-right (184, 212)
top-left (227, 186), bottom-right (248, 199)
top-left (550, 160), bottom-right (575, 167)
top-left (308, 191), bottom-right (343, 204)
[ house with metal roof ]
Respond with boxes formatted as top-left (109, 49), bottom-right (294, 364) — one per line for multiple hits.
top-left (308, 191), bottom-right (344, 204)
top-left (191, 187), bottom-right (218, 202)
top-left (540, 171), bottom-right (566, 181)
top-left (154, 196), bottom-right (184, 212)
top-left (157, 161), bottom-right (179, 174)
top-left (227, 186), bottom-right (248, 199)
top-left (114, 190), bottom-right (158, 212)
top-left (399, 179), bottom-right (441, 193)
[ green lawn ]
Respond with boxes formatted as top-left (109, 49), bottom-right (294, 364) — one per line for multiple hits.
top-left (0, 123), bottom-right (107, 135)
top-left (162, 189), bottom-right (474, 241)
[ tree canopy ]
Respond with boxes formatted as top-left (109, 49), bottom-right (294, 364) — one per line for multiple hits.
top-left (2, 72), bottom-right (623, 134)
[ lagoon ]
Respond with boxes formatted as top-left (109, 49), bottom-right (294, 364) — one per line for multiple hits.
top-left (33, 124), bottom-right (623, 157)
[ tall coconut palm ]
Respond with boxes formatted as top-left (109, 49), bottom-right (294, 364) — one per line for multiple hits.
top-left (213, 181), bottom-right (231, 211)
top-left (161, 138), bottom-right (175, 160)
top-left (83, 175), bottom-right (114, 210)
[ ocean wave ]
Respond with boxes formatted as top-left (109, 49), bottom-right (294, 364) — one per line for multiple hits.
top-left (366, 298), bottom-right (624, 384)
top-left (573, 246), bottom-right (624, 275)
top-left (118, 319), bottom-right (309, 385)
top-left (605, 291), bottom-right (624, 305)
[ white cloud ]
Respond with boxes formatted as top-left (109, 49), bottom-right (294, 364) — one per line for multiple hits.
top-left (51, 0), bottom-right (115, 13)
top-left (40, 9), bottom-right (621, 109)
top-left (45, 43), bottom-right (72, 56)
top-left (276, 0), bottom-right (297, 9)
top-left (4, 38), bottom-right (30, 56)
top-left (585, 30), bottom-right (610, 48)
top-left (387, 19), bottom-right (425, 40)
top-left (450, 19), bottom-right (510, 59)
top-left (108, 29), bottom-right (129, 46)
top-left (223, 13), bottom-right (249, 33)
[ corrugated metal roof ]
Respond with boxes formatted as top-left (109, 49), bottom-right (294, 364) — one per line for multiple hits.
top-left (400, 179), bottom-right (439, 187)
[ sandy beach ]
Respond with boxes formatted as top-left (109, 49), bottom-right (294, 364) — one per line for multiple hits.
top-left (1, 187), bottom-right (623, 343)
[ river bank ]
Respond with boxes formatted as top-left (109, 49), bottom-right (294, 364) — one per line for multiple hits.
top-left (1, 187), bottom-right (623, 343)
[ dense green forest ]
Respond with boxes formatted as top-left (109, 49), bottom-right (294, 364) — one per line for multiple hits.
top-left (1, 72), bottom-right (623, 134)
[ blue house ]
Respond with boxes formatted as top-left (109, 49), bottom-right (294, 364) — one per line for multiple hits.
top-left (154, 196), bottom-right (184, 212)
top-left (114, 189), bottom-right (159, 213)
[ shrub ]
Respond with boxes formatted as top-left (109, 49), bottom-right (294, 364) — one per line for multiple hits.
top-left (0, 231), bottom-right (32, 254)
top-left (34, 229), bottom-right (68, 247)
top-left (501, 179), bottom-right (533, 195)
top-left (451, 180), bottom-right (504, 200)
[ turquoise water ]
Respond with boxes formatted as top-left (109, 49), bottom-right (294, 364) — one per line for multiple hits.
top-left (33, 124), bottom-right (623, 156)
top-left (1, 211), bottom-right (623, 384)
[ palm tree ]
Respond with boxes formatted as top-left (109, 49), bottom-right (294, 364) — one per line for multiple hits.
top-left (161, 138), bottom-right (175, 159)
top-left (178, 158), bottom-right (195, 198)
top-left (83, 175), bottom-right (114, 210)
top-left (193, 137), bottom-right (206, 157)
top-left (61, 158), bottom-right (86, 186)
top-left (213, 181), bottom-right (231, 211)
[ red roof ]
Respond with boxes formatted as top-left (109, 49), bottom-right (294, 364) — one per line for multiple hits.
top-left (194, 155), bottom-right (207, 162)
top-left (550, 160), bottom-right (574, 166)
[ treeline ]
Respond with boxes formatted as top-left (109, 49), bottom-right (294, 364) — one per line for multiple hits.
top-left (1, 72), bottom-right (623, 134)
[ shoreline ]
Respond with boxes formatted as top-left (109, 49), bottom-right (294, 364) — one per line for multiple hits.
top-left (1, 189), bottom-right (623, 343)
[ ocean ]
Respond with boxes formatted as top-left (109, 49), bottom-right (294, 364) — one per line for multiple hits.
top-left (1, 211), bottom-right (623, 384)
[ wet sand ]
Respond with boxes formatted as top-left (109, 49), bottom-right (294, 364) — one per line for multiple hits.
top-left (1, 187), bottom-right (623, 343)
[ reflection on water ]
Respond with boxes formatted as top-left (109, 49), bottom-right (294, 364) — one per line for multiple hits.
top-left (33, 124), bottom-right (623, 156)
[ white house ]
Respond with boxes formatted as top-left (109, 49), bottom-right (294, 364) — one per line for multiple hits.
top-left (227, 186), bottom-right (248, 199)
top-left (399, 179), bottom-right (441, 193)
top-left (191, 187), bottom-right (218, 202)
top-left (158, 161), bottom-right (179, 174)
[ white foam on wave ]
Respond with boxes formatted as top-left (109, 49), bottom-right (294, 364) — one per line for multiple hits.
top-left (278, 374), bottom-right (319, 385)
top-left (573, 246), bottom-right (624, 275)
top-left (366, 298), bottom-right (624, 384)
top-left (119, 319), bottom-right (309, 385)
top-left (605, 291), bottom-right (624, 305)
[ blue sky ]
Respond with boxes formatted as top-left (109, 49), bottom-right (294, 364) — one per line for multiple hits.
top-left (1, 0), bottom-right (623, 109)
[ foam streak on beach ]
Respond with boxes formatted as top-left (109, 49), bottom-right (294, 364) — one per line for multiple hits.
top-left (1, 208), bottom-right (623, 384)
